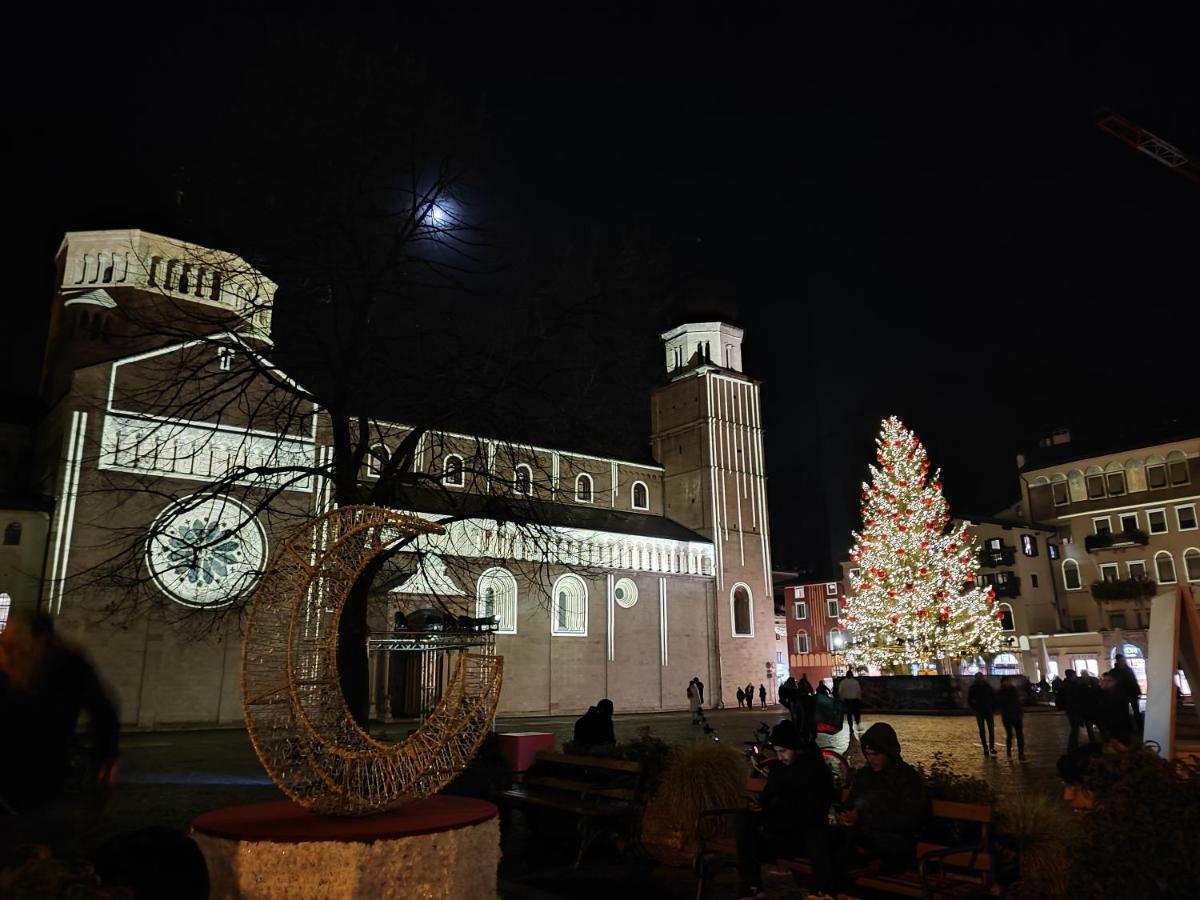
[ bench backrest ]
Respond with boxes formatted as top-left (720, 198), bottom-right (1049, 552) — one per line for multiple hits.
top-left (533, 750), bottom-right (642, 773)
top-left (522, 750), bottom-right (643, 806)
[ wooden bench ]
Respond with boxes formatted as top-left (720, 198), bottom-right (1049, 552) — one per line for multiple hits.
top-left (497, 749), bottom-right (643, 868)
top-left (694, 777), bottom-right (996, 899)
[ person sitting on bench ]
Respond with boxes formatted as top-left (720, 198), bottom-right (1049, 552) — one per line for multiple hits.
top-left (735, 720), bottom-right (834, 898)
top-left (834, 722), bottom-right (929, 876)
top-left (571, 698), bottom-right (616, 751)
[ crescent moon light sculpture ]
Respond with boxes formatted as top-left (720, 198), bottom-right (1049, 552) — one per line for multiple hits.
top-left (242, 505), bottom-right (504, 815)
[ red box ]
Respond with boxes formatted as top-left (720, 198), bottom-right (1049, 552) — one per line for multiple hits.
top-left (496, 731), bottom-right (556, 778)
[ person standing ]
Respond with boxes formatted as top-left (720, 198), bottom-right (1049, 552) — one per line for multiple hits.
top-left (758, 683), bottom-right (767, 709)
top-left (695, 676), bottom-right (705, 707)
top-left (1057, 670), bottom-right (1095, 751)
top-left (836, 670), bottom-right (863, 733)
top-left (745, 683), bottom-right (755, 710)
top-left (997, 676), bottom-right (1025, 761)
top-left (1096, 672), bottom-right (1134, 746)
top-left (687, 680), bottom-right (703, 724)
top-left (967, 672), bottom-right (998, 756)
top-left (1111, 654), bottom-right (1141, 735)
top-left (736, 686), bottom-right (746, 709)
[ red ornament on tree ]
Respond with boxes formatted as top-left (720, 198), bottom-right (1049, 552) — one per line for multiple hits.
top-left (896, 548), bottom-right (906, 555)
top-left (848, 615), bottom-right (857, 623)
top-left (918, 609), bottom-right (928, 618)
top-left (890, 615), bottom-right (899, 624)
top-left (919, 566), bottom-right (928, 575)
top-left (987, 588), bottom-right (996, 600)
top-left (887, 590), bottom-right (897, 599)
top-left (905, 582), bottom-right (914, 591)
top-left (923, 497), bottom-right (932, 506)
top-left (966, 573), bottom-right (976, 581)
top-left (898, 480), bottom-right (907, 487)
top-left (898, 524), bottom-right (907, 533)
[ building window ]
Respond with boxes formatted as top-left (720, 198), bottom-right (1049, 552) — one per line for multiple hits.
top-left (826, 582), bottom-right (838, 595)
top-left (575, 473), bottom-right (593, 503)
top-left (1106, 470), bottom-right (1126, 496)
top-left (1127, 560), bottom-right (1147, 580)
top-left (1118, 512), bottom-right (1139, 533)
top-left (793, 586), bottom-right (805, 599)
top-left (443, 454), bottom-right (464, 487)
top-left (1183, 548), bottom-right (1200, 582)
top-left (0, 592), bottom-right (9, 634)
top-left (631, 481), bottom-right (649, 510)
top-left (848, 568), bottom-right (861, 583)
top-left (1071, 619), bottom-right (1088, 634)
top-left (1099, 563), bottom-right (1120, 582)
top-left (1167, 452), bottom-right (1190, 486)
top-left (1146, 463), bottom-right (1168, 490)
top-left (366, 444), bottom-right (388, 478)
top-left (1092, 517), bottom-right (1112, 536)
top-left (1154, 551), bottom-right (1177, 585)
top-left (828, 629), bottom-right (846, 652)
top-left (793, 600), bottom-right (807, 620)
top-left (731, 584), bottom-right (753, 636)
top-left (1147, 509), bottom-right (1168, 535)
top-left (217, 347), bottom-right (235, 371)
top-left (1063, 559), bottom-right (1082, 591)
top-left (551, 574), bottom-right (587, 635)
top-left (1176, 504), bottom-right (1197, 531)
top-left (613, 577), bottom-right (638, 609)
top-left (825, 597), bottom-right (840, 619)
top-left (997, 603), bottom-right (1015, 631)
top-left (1030, 573), bottom-right (1039, 588)
top-left (1048, 543), bottom-right (1060, 560)
top-left (514, 464), bottom-right (533, 496)
top-left (1021, 534), bottom-right (1038, 557)
top-left (1110, 612), bottom-right (1126, 630)
top-left (3, 523), bottom-right (20, 546)
top-left (1085, 473), bottom-right (1106, 500)
top-left (1051, 479), bottom-right (1069, 506)
top-left (794, 631), bottom-right (810, 654)
top-left (477, 567), bottom-right (517, 633)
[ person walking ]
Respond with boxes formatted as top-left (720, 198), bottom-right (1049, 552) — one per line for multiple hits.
top-left (736, 686), bottom-right (746, 709)
top-left (997, 676), bottom-right (1025, 760)
top-left (836, 670), bottom-right (863, 733)
top-left (758, 683), bottom-right (767, 709)
top-left (687, 680), bottom-right (703, 724)
top-left (967, 672), bottom-right (998, 756)
top-left (1057, 670), bottom-right (1095, 751)
top-left (1097, 672), bottom-right (1134, 746)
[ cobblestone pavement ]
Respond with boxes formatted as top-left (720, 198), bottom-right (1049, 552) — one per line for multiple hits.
top-left (101, 704), bottom-right (1069, 842)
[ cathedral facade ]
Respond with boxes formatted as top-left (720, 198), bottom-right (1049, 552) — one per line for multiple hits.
top-left (27, 229), bottom-right (777, 726)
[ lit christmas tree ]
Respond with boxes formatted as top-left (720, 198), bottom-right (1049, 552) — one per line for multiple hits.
top-left (843, 416), bottom-right (1003, 672)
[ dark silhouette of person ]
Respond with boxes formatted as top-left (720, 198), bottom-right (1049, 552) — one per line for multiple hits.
top-left (94, 826), bottom-right (210, 900)
top-left (735, 720), bottom-right (834, 896)
top-left (835, 722), bottom-right (929, 878)
top-left (736, 686), bottom-right (746, 709)
top-left (997, 676), bottom-right (1026, 760)
top-left (1111, 654), bottom-right (1142, 734)
top-left (1078, 671), bottom-right (1104, 744)
top-left (778, 676), bottom-right (797, 719)
top-left (572, 698), bottom-right (616, 750)
top-left (758, 683), bottom-right (767, 708)
top-left (694, 676), bottom-right (705, 706)
top-left (797, 674), bottom-right (814, 695)
top-left (1056, 669), bottom-right (1094, 751)
top-left (967, 672), bottom-right (998, 756)
top-left (0, 610), bottom-right (119, 846)
top-left (745, 683), bottom-right (755, 710)
top-left (1096, 673), bottom-right (1133, 746)
top-left (816, 680), bottom-right (831, 697)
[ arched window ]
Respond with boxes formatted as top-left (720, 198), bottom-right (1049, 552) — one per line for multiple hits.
top-left (514, 464), bottom-right (533, 496)
top-left (477, 567), bottom-right (517, 633)
top-left (1155, 551), bottom-right (1177, 585)
top-left (3, 522), bottom-right (20, 546)
top-left (1184, 548), bottom-right (1200, 583)
top-left (730, 583), bottom-right (753, 636)
top-left (794, 631), bottom-right (809, 654)
top-left (551, 574), bottom-right (587, 635)
top-left (993, 652), bottom-right (1020, 673)
top-left (1062, 559), bottom-right (1082, 591)
top-left (443, 454), bottom-right (464, 487)
top-left (575, 473), bottom-right (593, 503)
top-left (366, 444), bottom-right (388, 478)
top-left (997, 602), bottom-right (1015, 631)
top-left (631, 481), bottom-right (649, 510)
top-left (1167, 450), bottom-right (1190, 487)
top-left (0, 592), bottom-right (9, 634)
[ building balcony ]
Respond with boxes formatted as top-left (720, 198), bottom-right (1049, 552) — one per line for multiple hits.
top-left (1090, 577), bottom-right (1158, 600)
top-left (978, 545), bottom-right (1016, 567)
top-left (975, 574), bottom-right (1020, 598)
top-left (1084, 528), bottom-right (1149, 553)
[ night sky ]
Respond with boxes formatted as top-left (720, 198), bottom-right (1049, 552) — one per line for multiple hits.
top-left (10, 4), bottom-right (1196, 571)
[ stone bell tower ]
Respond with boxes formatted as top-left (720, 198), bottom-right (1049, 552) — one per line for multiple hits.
top-left (650, 322), bottom-right (776, 707)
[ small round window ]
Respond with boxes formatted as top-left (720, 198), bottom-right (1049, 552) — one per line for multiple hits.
top-left (613, 577), bottom-right (638, 609)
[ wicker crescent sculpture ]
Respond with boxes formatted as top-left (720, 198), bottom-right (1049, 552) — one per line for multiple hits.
top-left (242, 505), bottom-right (504, 815)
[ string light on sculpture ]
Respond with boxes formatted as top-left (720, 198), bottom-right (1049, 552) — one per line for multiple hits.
top-left (842, 416), bottom-right (1003, 671)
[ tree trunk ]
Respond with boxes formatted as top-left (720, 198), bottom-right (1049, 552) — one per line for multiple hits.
top-left (338, 576), bottom-right (373, 728)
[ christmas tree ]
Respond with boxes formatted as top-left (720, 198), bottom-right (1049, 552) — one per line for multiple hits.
top-left (843, 416), bottom-right (1003, 672)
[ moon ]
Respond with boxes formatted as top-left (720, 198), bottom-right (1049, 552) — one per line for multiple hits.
top-left (242, 505), bottom-right (503, 815)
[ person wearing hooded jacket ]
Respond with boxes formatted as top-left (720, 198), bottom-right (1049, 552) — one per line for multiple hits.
top-left (835, 722), bottom-right (929, 876)
top-left (735, 719), bottom-right (834, 897)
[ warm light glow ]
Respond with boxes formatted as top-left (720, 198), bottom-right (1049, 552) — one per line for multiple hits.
top-left (843, 416), bottom-right (1003, 670)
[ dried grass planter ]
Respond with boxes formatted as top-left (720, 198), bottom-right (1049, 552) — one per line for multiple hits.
top-left (639, 742), bottom-right (749, 867)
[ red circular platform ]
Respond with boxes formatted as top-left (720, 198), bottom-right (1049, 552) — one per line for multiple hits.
top-left (192, 795), bottom-right (497, 843)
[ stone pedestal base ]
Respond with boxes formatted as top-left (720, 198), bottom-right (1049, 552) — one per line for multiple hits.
top-left (191, 796), bottom-right (499, 899)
